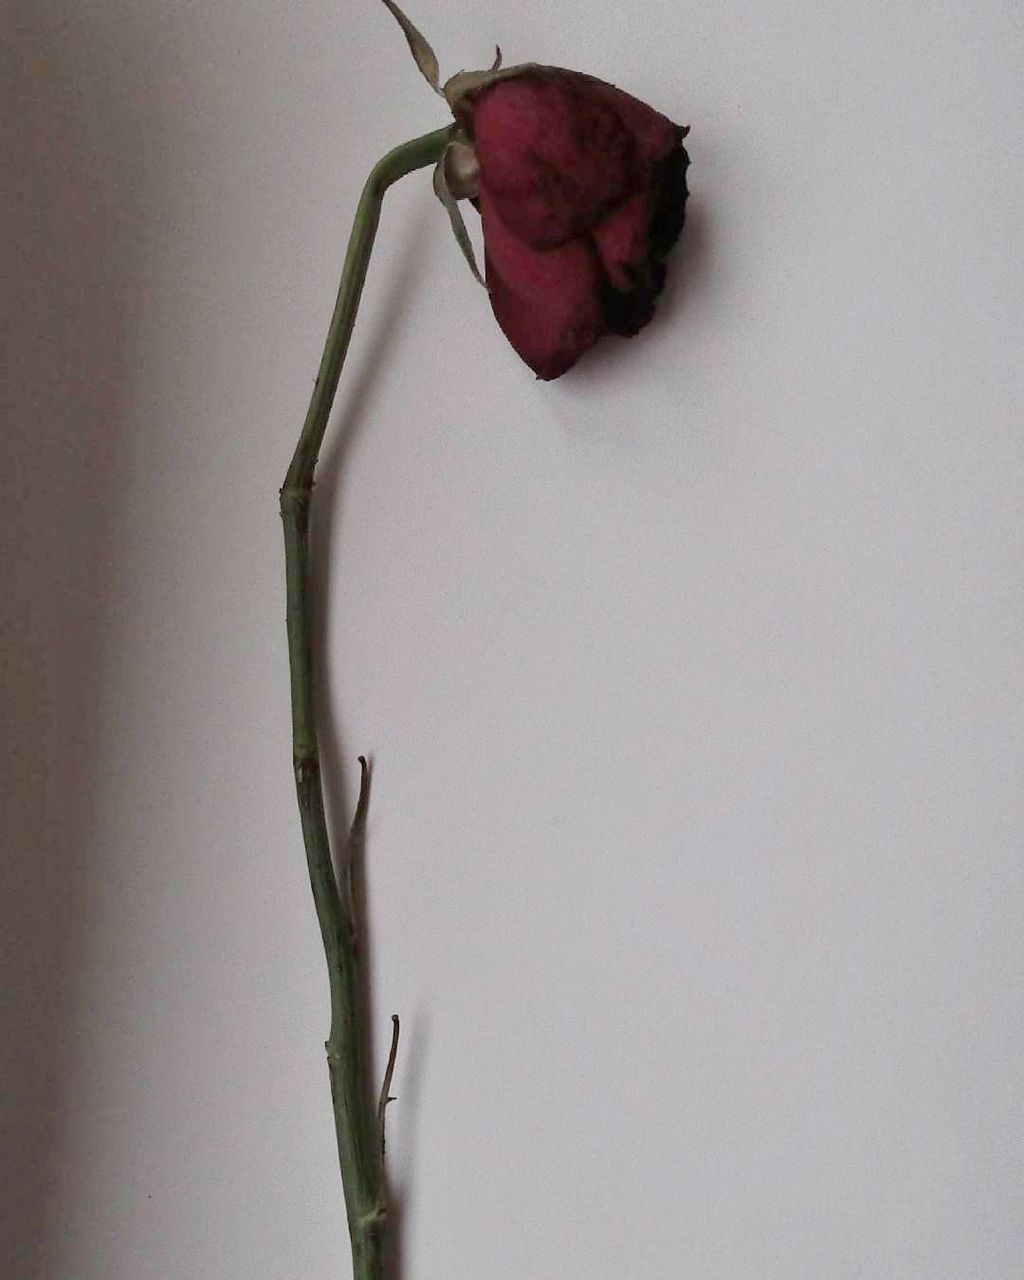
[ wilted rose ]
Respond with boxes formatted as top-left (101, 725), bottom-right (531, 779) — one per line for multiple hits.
top-left (454, 68), bottom-right (690, 379)
top-left (380, 1), bottom-right (690, 378)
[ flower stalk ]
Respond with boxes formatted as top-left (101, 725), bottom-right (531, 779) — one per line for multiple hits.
top-left (279, 123), bottom-right (453, 1280)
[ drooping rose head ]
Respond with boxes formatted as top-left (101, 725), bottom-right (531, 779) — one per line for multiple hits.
top-left (381, 2), bottom-right (690, 379)
top-left (455, 69), bottom-right (689, 379)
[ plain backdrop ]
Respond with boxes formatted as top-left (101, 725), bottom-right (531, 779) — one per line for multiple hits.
top-left (3, 1), bottom-right (1022, 1277)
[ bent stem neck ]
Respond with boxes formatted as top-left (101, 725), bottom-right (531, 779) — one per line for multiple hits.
top-left (285, 124), bottom-right (455, 494)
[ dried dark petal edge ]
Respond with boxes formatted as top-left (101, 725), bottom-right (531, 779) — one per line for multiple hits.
top-left (598, 134), bottom-right (690, 338)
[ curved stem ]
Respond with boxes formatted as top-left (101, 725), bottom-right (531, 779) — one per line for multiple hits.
top-left (279, 124), bottom-right (452, 1280)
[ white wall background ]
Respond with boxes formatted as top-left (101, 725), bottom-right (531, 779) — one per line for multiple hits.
top-left (3, 1), bottom-right (1022, 1277)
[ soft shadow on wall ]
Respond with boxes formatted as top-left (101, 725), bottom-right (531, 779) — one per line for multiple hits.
top-left (1, 6), bottom-right (155, 1271)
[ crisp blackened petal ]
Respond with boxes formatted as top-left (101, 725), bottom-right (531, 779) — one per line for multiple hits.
top-left (648, 135), bottom-right (690, 258)
top-left (597, 260), bottom-right (663, 336)
top-left (479, 186), bottom-right (605, 379)
top-left (595, 135), bottom-right (690, 338)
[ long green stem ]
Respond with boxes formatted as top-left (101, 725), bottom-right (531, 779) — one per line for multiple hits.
top-left (280, 124), bottom-right (452, 1280)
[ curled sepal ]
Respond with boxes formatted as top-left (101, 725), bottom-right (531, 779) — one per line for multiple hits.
top-left (380, 0), bottom-right (443, 94)
top-left (443, 61), bottom-right (540, 111)
top-left (432, 150), bottom-right (487, 289)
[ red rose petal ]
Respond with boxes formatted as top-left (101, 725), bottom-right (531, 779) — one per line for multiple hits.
top-left (479, 187), bottom-right (605, 379)
top-left (592, 189), bottom-right (650, 291)
top-left (472, 71), bottom-right (634, 250)
top-left (585, 78), bottom-right (680, 164)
